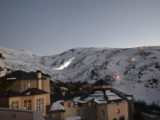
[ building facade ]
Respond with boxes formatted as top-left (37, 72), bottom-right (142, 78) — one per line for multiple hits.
top-left (0, 70), bottom-right (51, 116)
top-left (49, 87), bottom-right (134, 120)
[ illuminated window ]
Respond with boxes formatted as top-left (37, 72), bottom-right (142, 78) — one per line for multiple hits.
top-left (67, 102), bottom-right (71, 107)
top-left (28, 82), bottom-right (31, 88)
top-left (11, 101), bottom-right (19, 109)
top-left (88, 102), bottom-right (91, 107)
top-left (24, 100), bottom-right (32, 110)
top-left (115, 109), bottom-right (120, 114)
top-left (36, 98), bottom-right (44, 112)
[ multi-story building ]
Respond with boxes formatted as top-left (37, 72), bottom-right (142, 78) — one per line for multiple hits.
top-left (0, 57), bottom-right (51, 116)
top-left (49, 86), bottom-right (134, 120)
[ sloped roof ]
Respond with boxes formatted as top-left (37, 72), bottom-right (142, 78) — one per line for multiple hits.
top-left (22, 88), bottom-right (48, 96)
top-left (0, 70), bottom-right (50, 80)
top-left (1, 88), bottom-right (48, 97)
top-left (0, 53), bottom-right (5, 59)
top-left (50, 88), bottom-right (133, 112)
top-left (76, 88), bottom-right (133, 104)
top-left (50, 100), bottom-right (65, 112)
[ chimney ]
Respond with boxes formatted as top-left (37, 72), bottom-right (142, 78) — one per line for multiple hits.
top-left (6, 69), bottom-right (12, 75)
top-left (37, 70), bottom-right (42, 79)
top-left (37, 71), bottom-right (42, 90)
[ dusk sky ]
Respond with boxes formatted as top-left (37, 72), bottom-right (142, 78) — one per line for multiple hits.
top-left (0, 0), bottom-right (160, 55)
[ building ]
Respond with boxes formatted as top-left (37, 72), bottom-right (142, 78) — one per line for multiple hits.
top-left (48, 92), bottom-right (81, 120)
top-left (49, 87), bottom-right (134, 120)
top-left (0, 107), bottom-right (45, 120)
top-left (77, 88), bottom-right (134, 120)
top-left (93, 79), bottom-right (111, 89)
top-left (0, 53), bottom-right (5, 77)
top-left (0, 70), bottom-right (51, 116)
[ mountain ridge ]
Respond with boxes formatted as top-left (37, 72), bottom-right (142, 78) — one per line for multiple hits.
top-left (0, 46), bottom-right (160, 104)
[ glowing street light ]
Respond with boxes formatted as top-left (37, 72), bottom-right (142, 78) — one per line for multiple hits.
top-left (130, 57), bottom-right (136, 62)
top-left (115, 75), bottom-right (120, 80)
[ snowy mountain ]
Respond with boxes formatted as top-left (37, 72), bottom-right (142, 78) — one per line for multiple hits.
top-left (0, 46), bottom-right (160, 104)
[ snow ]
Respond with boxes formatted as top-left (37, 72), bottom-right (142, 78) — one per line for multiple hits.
top-left (127, 96), bottom-right (133, 100)
top-left (53, 57), bottom-right (75, 70)
top-left (65, 116), bottom-right (81, 120)
top-left (143, 113), bottom-right (160, 120)
top-left (73, 89), bottom-right (124, 104)
top-left (61, 87), bottom-right (68, 91)
top-left (105, 90), bottom-right (122, 100)
top-left (50, 100), bottom-right (64, 111)
top-left (6, 77), bottom-right (16, 80)
top-left (1, 46), bottom-right (160, 104)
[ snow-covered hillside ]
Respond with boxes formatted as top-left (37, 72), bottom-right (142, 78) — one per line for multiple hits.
top-left (0, 46), bottom-right (160, 104)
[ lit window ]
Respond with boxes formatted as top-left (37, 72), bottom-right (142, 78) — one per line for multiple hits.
top-left (28, 82), bottom-right (31, 88)
top-left (24, 100), bottom-right (32, 110)
top-left (88, 102), bottom-right (91, 107)
top-left (36, 98), bottom-right (44, 112)
top-left (11, 101), bottom-right (19, 109)
top-left (115, 109), bottom-right (120, 114)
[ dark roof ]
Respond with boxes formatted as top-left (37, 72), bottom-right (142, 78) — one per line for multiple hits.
top-left (0, 70), bottom-right (50, 80)
top-left (51, 92), bottom-right (83, 104)
top-left (93, 79), bottom-right (111, 86)
top-left (0, 53), bottom-right (5, 59)
top-left (6, 90), bottom-right (21, 97)
top-left (21, 88), bottom-right (48, 96)
top-left (1, 88), bottom-right (48, 97)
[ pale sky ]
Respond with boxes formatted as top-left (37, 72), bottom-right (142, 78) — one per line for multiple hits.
top-left (0, 0), bottom-right (160, 55)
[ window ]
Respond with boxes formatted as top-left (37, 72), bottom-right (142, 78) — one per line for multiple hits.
top-left (115, 109), bottom-right (120, 114)
top-left (22, 82), bottom-right (26, 89)
top-left (11, 101), bottom-right (19, 109)
top-left (24, 100), bottom-right (32, 110)
top-left (119, 116), bottom-right (125, 120)
top-left (77, 109), bottom-right (80, 115)
top-left (28, 82), bottom-right (31, 88)
top-left (88, 102), bottom-right (91, 107)
top-left (55, 114), bottom-right (61, 119)
top-left (67, 102), bottom-right (71, 107)
top-left (101, 110), bottom-right (105, 115)
top-left (36, 98), bottom-right (44, 112)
